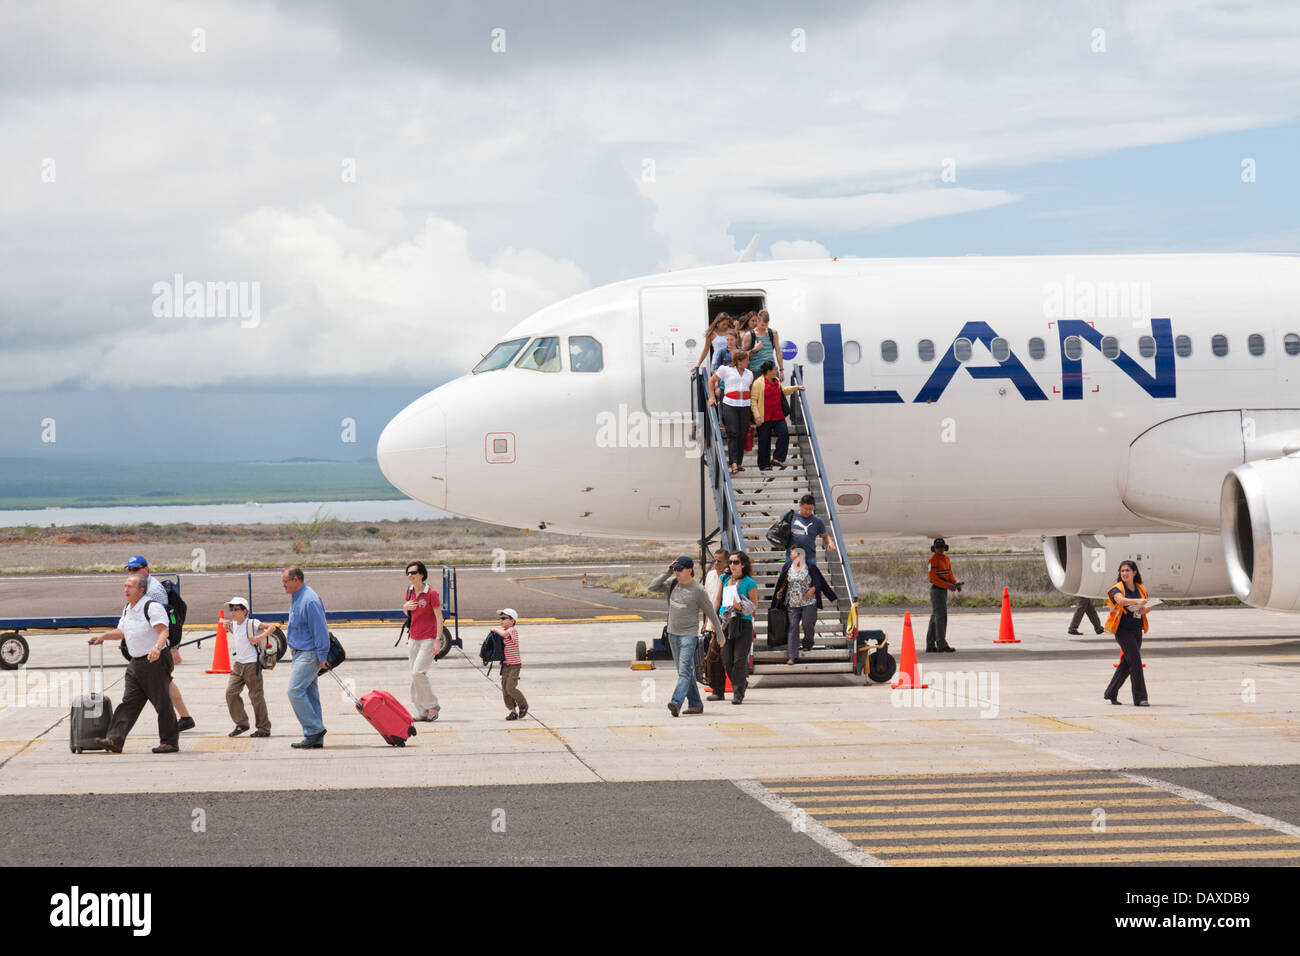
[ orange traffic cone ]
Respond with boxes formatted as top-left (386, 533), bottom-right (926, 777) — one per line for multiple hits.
top-left (891, 612), bottom-right (928, 689)
top-left (994, 586), bottom-right (1020, 643)
top-left (206, 608), bottom-right (232, 674)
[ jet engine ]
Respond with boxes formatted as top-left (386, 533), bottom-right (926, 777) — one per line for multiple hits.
top-left (1220, 456), bottom-right (1300, 611)
top-left (1043, 532), bottom-right (1233, 600)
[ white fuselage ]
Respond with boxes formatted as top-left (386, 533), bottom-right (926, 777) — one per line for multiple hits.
top-left (377, 254), bottom-right (1300, 541)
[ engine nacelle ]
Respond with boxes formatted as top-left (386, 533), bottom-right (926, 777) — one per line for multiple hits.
top-left (1043, 532), bottom-right (1233, 600)
top-left (1220, 457), bottom-right (1300, 611)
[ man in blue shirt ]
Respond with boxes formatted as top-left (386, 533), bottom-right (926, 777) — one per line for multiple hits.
top-left (282, 566), bottom-right (331, 749)
top-left (786, 494), bottom-right (837, 566)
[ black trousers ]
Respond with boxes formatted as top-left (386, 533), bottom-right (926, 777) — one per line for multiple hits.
top-left (925, 586), bottom-right (950, 650)
top-left (721, 404), bottom-right (751, 467)
top-left (1104, 629), bottom-right (1148, 703)
top-left (108, 652), bottom-right (179, 747)
top-left (756, 419), bottom-right (789, 469)
top-left (721, 618), bottom-right (754, 698)
top-left (1070, 597), bottom-right (1102, 631)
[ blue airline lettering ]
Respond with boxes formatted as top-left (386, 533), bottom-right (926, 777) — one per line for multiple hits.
top-left (913, 322), bottom-right (1047, 403)
top-left (820, 323), bottom-right (904, 404)
top-left (1057, 318), bottom-right (1175, 400)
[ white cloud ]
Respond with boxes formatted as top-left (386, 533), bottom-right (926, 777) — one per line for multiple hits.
top-left (769, 240), bottom-right (830, 260)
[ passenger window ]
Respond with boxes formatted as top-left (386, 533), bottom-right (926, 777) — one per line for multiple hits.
top-left (1028, 337), bottom-right (1045, 360)
top-left (569, 335), bottom-right (603, 372)
top-left (1101, 336), bottom-right (1120, 360)
top-left (516, 336), bottom-right (561, 372)
top-left (1248, 333), bottom-right (1265, 357)
top-left (1175, 335), bottom-right (1192, 358)
top-left (806, 341), bottom-right (824, 364)
top-left (844, 340), bottom-right (862, 364)
top-left (990, 337), bottom-right (1010, 362)
top-left (880, 340), bottom-right (898, 363)
top-left (1285, 333), bottom-right (1300, 356)
top-left (1063, 336), bottom-right (1082, 361)
top-left (472, 338), bottom-right (530, 373)
top-left (953, 338), bottom-right (972, 362)
top-left (918, 339), bottom-right (935, 362)
top-left (1212, 334), bottom-right (1228, 357)
top-left (1138, 335), bottom-right (1156, 358)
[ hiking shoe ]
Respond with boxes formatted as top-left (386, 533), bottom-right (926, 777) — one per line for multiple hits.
top-left (518, 705), bottom-right (528, 719)
top-left (152, 743), bottom-right (178, 754)
top-left (95, 737), bottom-right (122, 753)
top-left (251, 730), bottom-right (270, 738)
top-left (229, 725), bottom-right (249, 737)
top-left (667, 702), bottom-right (680, 717)
top-left (505, 711), bottom-right (519, 721)
top-left (176, 716), bottom-right (196, 732)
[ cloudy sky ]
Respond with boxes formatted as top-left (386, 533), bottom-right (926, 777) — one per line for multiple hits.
top-left (2, 0), bottom-right (1299, 460)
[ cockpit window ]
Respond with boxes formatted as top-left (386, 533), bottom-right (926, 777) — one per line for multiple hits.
top-left (569, 335), bottom-right (603, 372)
top-left (472, 338), bottom-right (529, 373)
top-left (516, 336), bottom-right (561, 372)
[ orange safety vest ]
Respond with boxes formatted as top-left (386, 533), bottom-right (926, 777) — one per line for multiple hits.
top-left (1105, 581), bottom-right (1149, 634)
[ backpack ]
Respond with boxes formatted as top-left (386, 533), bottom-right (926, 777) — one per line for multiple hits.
top-left (160, 579), bottom-right (187, 647)
top-left (479, 630), bottom-right (506, 675)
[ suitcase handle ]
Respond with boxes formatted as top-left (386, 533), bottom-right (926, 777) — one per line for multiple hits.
top-left (323, 661), bottom-right (361, 707)
top-left (87, 640), bottom-right (104, 680)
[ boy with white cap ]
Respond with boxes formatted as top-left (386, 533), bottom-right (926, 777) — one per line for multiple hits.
top-left (224, 597), bottom-right (275, 737)
top-left (490, 608), bottom-right (528, 720)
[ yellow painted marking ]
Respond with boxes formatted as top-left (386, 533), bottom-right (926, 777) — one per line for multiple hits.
top-left (914, 720), bottom-right (998, 736)
top-left (189, 737), bottom-right (251, 754)
top-left (768, 776), bottom-right (1134, 792)
top-left (462, 615), bottom-right (643, 625)
top-left (889, 849), bottom-right (1300, 865)
top-left (790, 796), bottom-right (1186, 812)
top-left (608, 725), bottom-right (669, 740)
top-left (1205, 711), bottom-right (1300, 729)
top-left (1106, 713), bottom-right (1196, 728)
top-left (815, 810), bottom-right (1224, 826)
top-left (862, 835), bottom-right (1300, 853)
top-left (507, 727), bottom-right (565, 745)
top-left (709, 722), bottom-right (777, 739)
top-left (807, 721), bottom-right (873, 737)
top-left (841, 823), bottom-right (1265, 840)
top-left (766, 771), bottom-right (1119, 785)
top-left (1007, 717), bottom-right (1090, 733)
top-left (771, 784), bottom-right (1145, 798)
top-left (783, 788), bottom-right (1169, 805)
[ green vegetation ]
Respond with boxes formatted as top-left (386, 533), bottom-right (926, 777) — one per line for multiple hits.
top-left (596, 574), bottom-right (657, 599)
top-left (0, 458), bottom-right (403, 510)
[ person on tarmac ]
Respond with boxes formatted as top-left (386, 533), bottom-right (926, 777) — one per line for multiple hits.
top-left (223, 596), bottom-right (274, 738)
top-left (1103, 560), bottom-right (1151, 706)
top-left (1068, 595), bottom-right (1105, 635)
top-left (703, 549), bottom-right (729, 699)
top-left (89, 574), bottom-right (179, 754)
top-left (649, 556), bottom-right (726, 717)
top-left (925, 538), bottom-right (962, 653)
top-left (491, 608), bottom-right (529, 720)
top-left (403, 561), bottom-right (443, 722)
top-left (715, 551), bottom-right (759, 704)
top-left (283, 566), bottom-right (331, 749)
top-left (125, 554), bottom-right (195, 732)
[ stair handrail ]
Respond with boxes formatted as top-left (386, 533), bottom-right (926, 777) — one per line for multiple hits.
top-left (788, 365), bottom-right (859, 608)
top-left (692, 367), bottom-right (744, 553)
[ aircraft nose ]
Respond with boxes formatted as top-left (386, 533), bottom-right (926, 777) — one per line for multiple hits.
top-left (377, 398), bottom-right (447, 509)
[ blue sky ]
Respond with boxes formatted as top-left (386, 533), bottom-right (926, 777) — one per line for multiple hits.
top-left (2, 1), bottom-right (1299, 461)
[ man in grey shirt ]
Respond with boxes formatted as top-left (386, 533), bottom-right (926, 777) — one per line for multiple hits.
top-left (649, 556), bottom-right (726, 717)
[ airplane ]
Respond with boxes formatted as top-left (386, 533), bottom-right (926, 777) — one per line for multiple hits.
top-left (377, 253), bottom-right (1300, 612)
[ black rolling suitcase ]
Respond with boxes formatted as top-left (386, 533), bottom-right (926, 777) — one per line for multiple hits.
top-left (71, 643), bottom-right (114, 753)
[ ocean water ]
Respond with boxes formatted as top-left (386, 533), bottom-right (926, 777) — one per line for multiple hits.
top-left (0, 499), bottom-right (452, 528)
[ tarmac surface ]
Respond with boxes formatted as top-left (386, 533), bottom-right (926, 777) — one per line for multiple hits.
top-left (1, 607), bottom-right (1298, 865)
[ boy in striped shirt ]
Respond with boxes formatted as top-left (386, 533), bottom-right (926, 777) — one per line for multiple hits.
top-left (492, 608), bottom-right (529, 720)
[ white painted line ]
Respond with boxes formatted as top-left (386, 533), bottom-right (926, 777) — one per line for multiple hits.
top-left (732, 778), bottom-right (888, 867)
top-left (1119, 771), bottom-right (1300, 841)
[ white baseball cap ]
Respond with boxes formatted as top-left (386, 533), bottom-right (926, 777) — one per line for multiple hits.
top-left (227, 597), bottom-right (249, 609)
top-left (497, 608), bottom-right (518, 621)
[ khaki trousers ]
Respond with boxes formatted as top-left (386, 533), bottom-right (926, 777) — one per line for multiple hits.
top-left (226, 661), bottom-right (270, 732)
top-left (500, 664), bottom-right (528, 712)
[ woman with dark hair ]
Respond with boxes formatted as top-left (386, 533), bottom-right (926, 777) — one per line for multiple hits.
top-left (1103, 559), bottom-right (1151, 706)
top-left (773, 546), bottom-right (838, 664)
top-left (707, 349), bottom-right (753, 474)
top-left (715, 550), bottom-right (758, 703)
top-left (750, 360), bottom-right (804, 470)
top-left (403, 560), bottom-right (443, 721)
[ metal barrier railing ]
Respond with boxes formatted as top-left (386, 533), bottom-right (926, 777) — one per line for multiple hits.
top-left (692, 367), bottom-right (745, 560)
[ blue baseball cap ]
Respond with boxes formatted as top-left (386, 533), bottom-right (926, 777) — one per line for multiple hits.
top-left (125, 555), bottom-right (149, 569)
top-left (670, 555), bottom-right (694, 570)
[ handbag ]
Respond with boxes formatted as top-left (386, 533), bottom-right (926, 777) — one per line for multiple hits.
top-left (744, 425), bottom-right (755, 452)
top-left (323, 632), bottom-right (346, 670)
top-left (766, 604), bottom-right (789, 649)
top-left (766, 514), bottom-right (791, 549)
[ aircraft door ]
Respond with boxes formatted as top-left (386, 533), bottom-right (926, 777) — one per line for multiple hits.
top-left (640, 285), bottom-right (706, 416)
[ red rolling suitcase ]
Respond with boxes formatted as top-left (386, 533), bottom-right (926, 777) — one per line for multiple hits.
top-left (326, 667), bottom-right (417, 747)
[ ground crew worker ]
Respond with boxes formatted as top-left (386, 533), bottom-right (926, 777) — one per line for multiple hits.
top-left (649, 556), bottom-right (726, 717)
top-left (1068, 596), bottom-right (1105, 635)
top-left (224, 597), bottom-right (274, 737)
top-left (125, 555), bottom-right (195, 732)
top-left (925, 538), bottom-right (961, 653)
top-left (89, 574), bottom-right (179, 753)
top-left (1103, 560), bottom-right (1151, 706)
